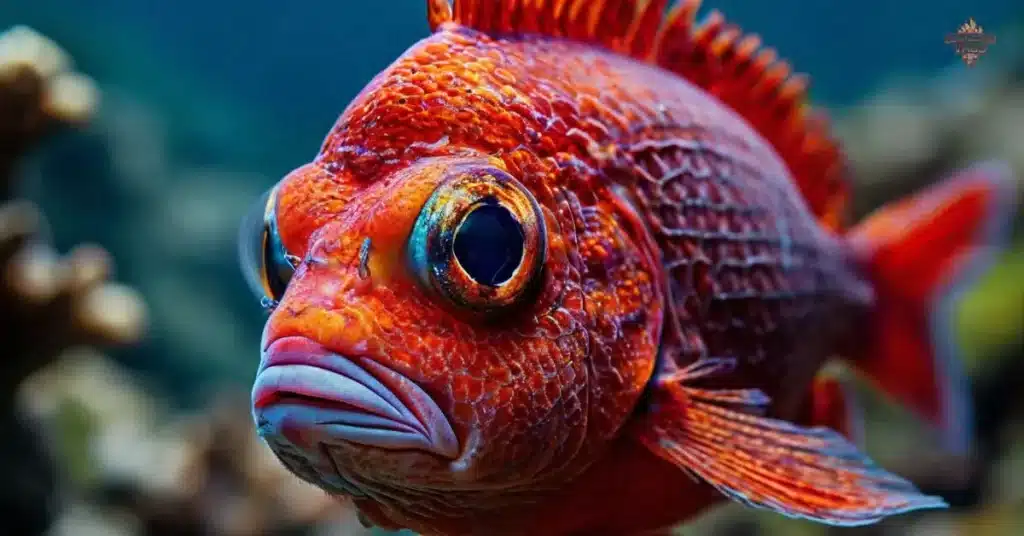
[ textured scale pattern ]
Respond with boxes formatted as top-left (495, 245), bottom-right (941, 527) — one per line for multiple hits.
top-left (316, 24), bottom-right (857, 404)
top-left (617, 132), bottom-right (851, 398)
top-left (247, 1), bottom-right (944, 534)
top-left (426, 0), bottom-right (850, 231)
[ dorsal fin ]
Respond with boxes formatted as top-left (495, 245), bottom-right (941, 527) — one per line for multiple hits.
top-left (426, 0), bottom-right (850, 231)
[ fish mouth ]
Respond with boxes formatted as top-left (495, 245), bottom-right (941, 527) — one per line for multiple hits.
top-left (252, 336), bottom-right (460, 459)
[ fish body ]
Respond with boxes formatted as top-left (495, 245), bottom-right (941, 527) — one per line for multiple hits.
top-left (240, 1), bottom-right (1018, 535)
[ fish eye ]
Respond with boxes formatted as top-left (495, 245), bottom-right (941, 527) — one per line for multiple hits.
top-left (238, 184), bottom-right (297, 303)
top-left (453, 204), bottom-right (524, 286)
top-left (408, 167), bottom-right (546, 313)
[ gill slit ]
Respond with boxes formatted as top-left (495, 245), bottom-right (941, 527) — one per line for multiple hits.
top-left (607, 175), bottom-right (685, 415)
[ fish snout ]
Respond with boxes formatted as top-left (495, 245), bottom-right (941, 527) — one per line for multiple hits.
top-left (252, 336), bottom-right (460, 465)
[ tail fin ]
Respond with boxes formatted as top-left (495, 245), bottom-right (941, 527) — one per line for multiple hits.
top-left (808, 375), bottom-right (866, 447)
top-left (847, 161), bottom-right (1018, 454)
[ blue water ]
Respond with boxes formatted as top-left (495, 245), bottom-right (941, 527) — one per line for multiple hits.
top-left (2, 0), bottom-right (1021, 173)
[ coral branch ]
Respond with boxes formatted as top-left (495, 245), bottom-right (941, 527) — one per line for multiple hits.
top-left (0, 25), bottom-right (146, 536)
top-left (0, 25), bottom-right (144, 397)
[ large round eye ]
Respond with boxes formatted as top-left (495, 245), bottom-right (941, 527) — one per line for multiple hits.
top-left (238, 184), bottom-right (297, 303)
top-left (408, 167), bottom-right (546, 313)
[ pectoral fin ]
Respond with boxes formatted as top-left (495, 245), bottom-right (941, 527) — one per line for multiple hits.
top-left (637, 360), bottom-right (947, 526)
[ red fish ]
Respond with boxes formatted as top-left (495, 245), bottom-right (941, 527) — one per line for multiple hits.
top-left (238, 1), bottom-right (1018, 534)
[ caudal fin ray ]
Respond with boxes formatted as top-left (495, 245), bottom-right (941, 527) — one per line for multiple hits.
top-left (848, 160), bottom-right (1019, 454)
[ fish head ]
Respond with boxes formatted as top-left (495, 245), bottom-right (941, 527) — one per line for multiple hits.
top-left (239, 150), bottom-right (663, 511)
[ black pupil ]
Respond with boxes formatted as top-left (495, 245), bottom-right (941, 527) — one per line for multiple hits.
top-left (453, 203), bottom-right (524, 287)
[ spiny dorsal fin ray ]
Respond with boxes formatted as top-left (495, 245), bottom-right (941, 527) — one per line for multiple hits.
top-left (426, 0), bottom-right (850, 231)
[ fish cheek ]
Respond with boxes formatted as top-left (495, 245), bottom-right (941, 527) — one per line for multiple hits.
top-left (361, 200), bottom-right (590, 487)
top-left (440, 193), bottom-right (665, 487)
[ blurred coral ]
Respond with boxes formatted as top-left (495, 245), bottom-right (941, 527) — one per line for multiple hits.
top-left (0, 25), bottom-right (145, 535)
top-left (0, 25), bottom-right (365, 536)
top-left (0, 24), bottom-right (144, 395)
top-left (0, 26), bottom-right (97, 192)
top-left (0, 23), bottom-right (367, 536)
top-left (836, 43), bottom-right (1024, 517)
top-left (22, 353), bottom-right (368, 536)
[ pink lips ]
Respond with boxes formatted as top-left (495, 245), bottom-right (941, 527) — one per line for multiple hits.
top-left (252, 336), bottom-right (460, 459)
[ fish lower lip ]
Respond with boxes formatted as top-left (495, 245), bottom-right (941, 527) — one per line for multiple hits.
top-left (252, 336), bottom-right (459, 459)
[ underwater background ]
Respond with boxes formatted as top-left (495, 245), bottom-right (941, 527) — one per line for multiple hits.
top-left (0, 1), bottom-right (1022, 535)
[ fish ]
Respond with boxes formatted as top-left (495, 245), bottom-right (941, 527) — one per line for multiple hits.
top-left (237, 1), bottom-right (1019, 535)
